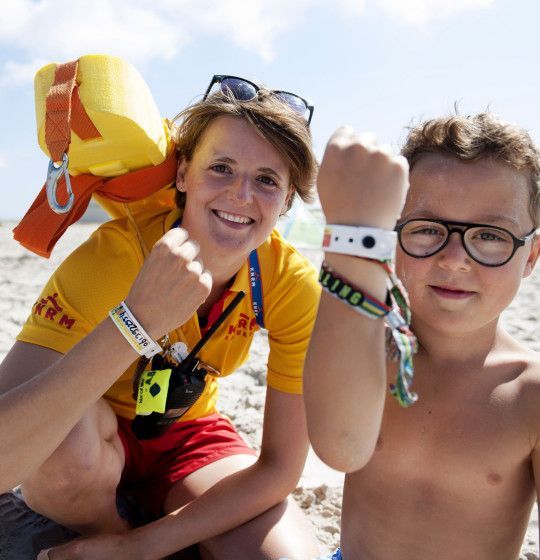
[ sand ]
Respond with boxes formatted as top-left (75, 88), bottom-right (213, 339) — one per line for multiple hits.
top-left (0, 221), bottom-right (538, 558)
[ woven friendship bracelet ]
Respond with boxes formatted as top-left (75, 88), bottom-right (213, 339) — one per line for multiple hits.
top-left (319, 262), bottom-right (391, 320)
top-left (109, 301), bottom-right (162, 359)
top-left (319, 259), bottom-right (418, 408)
top-left (358, 258), bottom-right (418, 407)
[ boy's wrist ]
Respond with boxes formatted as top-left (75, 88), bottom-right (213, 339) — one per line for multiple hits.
top-left (323, 254), bottom-right (388, 300)
top-left (322, 211), bottom-right (400, 230)
top-left (323, 224), bottom-right (396, 260)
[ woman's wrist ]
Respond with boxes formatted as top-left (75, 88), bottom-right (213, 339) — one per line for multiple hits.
top-left (123, 296), bottom-right (165, 342)
top-left (109, 300), bottom-right (163, 358)
top-left (123, 527), bottom-right (156, 560)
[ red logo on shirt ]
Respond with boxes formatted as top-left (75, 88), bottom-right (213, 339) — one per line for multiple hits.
top-left (33, 293), bottom-right (76, 330)
top-left (225, 313), bottom-right (257, 340)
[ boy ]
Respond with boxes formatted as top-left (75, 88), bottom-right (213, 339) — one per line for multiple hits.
top-left (304, 113), bottom-right (540, 559)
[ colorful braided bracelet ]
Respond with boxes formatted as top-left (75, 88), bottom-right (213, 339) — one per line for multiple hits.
top-left (319, 261), bottom-right (418, 407)
top-left (319, 264), bottom-right (391, 319)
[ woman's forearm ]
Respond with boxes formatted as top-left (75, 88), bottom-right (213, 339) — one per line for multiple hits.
top-left (0, 320), bottom-right (139, 491)
top-left (128, 459), bottom-right (301, 559)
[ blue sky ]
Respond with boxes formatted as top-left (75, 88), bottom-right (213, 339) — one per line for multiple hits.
top-left (1, 0), bottom-right (539, 220)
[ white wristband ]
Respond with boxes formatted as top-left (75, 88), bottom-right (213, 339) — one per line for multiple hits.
top-left (109, 301), bottom-right (162, 359)
top-left (322, 224), bottom-right (397, 260)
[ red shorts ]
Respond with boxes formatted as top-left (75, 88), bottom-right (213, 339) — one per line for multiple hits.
top-left (117, 413), bottom-right (256, 517)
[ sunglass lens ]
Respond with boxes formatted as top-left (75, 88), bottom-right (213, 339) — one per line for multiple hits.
top-left (220, 77), bottom-right (257, 101)
top-left (274, 92), bottom-right (308, 115)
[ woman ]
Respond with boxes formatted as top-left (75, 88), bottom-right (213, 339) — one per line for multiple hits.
top-left (0, 76), bottom-right (321, 559)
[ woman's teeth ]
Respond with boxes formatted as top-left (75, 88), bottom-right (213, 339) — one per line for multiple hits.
top-left (216, 210), bottom-right (253, 224)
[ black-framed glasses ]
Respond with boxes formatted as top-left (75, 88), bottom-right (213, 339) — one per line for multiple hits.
top-left (395, 218), bottom-right (537, 267)
top-left (203, 74), bottom-right (314, 125)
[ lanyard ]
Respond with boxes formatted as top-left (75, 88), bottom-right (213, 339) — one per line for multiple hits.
top-left (248, 249), bottom-right (264, 329)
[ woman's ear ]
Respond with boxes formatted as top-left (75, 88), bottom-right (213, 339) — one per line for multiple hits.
top-left (281, 186), bottom-right (294, 215)
top-left (176, 158), bottom-right (188, 193)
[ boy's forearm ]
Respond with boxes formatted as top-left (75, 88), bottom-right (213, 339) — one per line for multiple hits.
top-left (304, 254), bottom-right (388, 472)
top-left (303, 123), bottom-right (409, 474)
top-left (126, 460), bottom-right (299, 559)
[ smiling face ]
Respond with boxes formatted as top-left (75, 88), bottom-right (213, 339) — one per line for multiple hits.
top-left (176, 115), bottom-right (292, 268)
top-left (396, 154), bottom-right (539, 337)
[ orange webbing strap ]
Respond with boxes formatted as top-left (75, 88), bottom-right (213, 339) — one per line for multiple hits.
top-left (45, 59), bottom-right (101, 162)
top-left (13, 151), bottom-right (179, 258)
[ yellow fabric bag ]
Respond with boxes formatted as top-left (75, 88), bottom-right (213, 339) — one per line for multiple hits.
top-left (14, 54), bottom-right (178, 258)
top-left (35, 54), bottom-right (172, 178)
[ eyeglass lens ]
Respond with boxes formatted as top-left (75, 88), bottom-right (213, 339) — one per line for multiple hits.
top-left (399, 220), bottom-right (517, 265)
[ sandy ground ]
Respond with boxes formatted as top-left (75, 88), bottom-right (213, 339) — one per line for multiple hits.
top-left (1, 221), bottom-right (538, 558)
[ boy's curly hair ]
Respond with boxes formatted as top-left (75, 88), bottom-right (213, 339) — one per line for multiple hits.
top-left (401, 113), bottom-right (540, 226)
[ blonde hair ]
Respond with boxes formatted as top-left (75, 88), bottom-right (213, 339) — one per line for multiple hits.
top-left (170, 90), bottom-right (317, 211)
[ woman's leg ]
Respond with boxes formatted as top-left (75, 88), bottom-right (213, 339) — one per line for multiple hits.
top-left (20, 398), bottom-right (128, 535)
top-left (163, 455), bottom-right (320, 560)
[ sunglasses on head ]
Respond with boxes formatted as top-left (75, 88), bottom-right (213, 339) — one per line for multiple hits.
top-left (203, 74), bottom-right (314, 125)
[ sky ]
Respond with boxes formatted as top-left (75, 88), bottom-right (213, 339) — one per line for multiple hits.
top-left (1, 0), bottom-right (540, 220)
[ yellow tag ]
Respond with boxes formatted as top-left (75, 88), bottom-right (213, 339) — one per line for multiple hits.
top-left (136, 369), bottom-right (172, 414)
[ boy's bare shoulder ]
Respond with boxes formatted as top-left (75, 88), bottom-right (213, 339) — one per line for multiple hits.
top-left (511, 341), bottom-right (540, 380)
top-left (497, 330), bottom-right (539, 373)
top-left (507, 342), bottom-right (540, 425)
top-left (503, 337), bottom-right (540, 381)
top-left (488, 331), bottom-right (540, 401)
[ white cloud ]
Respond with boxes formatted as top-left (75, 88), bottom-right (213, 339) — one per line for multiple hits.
top-left (0, 0), bottom-right (182, 86)
top-left (1, 0), bottom-right (310, 85)
top-left (376, 0), bottom-right (494, 26)
top-left (335, 0), bottom-right (368, 17)
top-left (1, 59), bottom-right (49, 87)
top-left (0, 0), bottom-right (495, 86)
top-left (3, 0), bottom-right (180, 60)
top-left (187, 0), bottom-right (314, 61)
top-left (0, 152), bottom-right (9, 170)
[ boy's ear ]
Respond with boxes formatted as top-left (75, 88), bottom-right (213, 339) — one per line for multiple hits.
top-left (176, 158), bottom-right (188, 193)
top-left (523, 233), bottom-right (540, 278)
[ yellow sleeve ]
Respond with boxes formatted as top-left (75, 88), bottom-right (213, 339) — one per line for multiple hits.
top-left (264, 243), bottom-right (321, 394)
top-left (17, 221), bottom-right (144, 354)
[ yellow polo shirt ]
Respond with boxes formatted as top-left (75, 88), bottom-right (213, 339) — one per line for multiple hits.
top-left (18, 208), bottom-right (320, 421)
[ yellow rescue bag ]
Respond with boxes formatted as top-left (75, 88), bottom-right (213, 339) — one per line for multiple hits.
top-left (14, 54), bottom-right (179, 256)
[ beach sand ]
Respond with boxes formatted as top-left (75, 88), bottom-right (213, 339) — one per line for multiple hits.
top-left (1, 221), bottom-right (538, 558)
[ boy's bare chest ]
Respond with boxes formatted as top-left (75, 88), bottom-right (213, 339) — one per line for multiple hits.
top-left (369, 362), bottom-right (534, 505)
top-left (343, 363), bottom-right (536, 560)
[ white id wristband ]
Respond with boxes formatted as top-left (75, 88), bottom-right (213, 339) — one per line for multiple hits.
top-left (322, 225), bottom-right (397, 260)
top-left (109, 301), bottom-right (162, 359)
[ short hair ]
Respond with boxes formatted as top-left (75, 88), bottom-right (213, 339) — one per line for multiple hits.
top-left (401, 112), bottom-right (540, 226)
top-left (170, 90), bottom-right (317, 211)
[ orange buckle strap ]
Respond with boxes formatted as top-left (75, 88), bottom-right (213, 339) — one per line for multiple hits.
top-left (44, 59), bottom-right (101, 214)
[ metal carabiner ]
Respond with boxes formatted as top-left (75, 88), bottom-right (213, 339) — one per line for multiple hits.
top-left (46, 153), bottom-right (74, 214)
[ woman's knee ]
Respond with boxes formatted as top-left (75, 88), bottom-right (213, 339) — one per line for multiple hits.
top-left (22, 400), bottom-right (124, 500)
